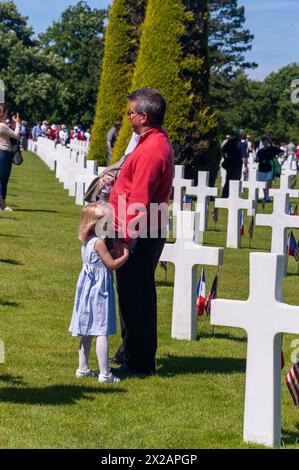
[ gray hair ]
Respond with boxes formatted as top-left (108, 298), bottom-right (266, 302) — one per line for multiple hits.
top-left (128, 88), bottom-right (166, 126)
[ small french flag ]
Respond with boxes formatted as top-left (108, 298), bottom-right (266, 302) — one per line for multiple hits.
top-left (196, 268), bottom-right (206, 317)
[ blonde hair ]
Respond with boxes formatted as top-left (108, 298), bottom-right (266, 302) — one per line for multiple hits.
top-left (79, 203), bottom-right (111, 243)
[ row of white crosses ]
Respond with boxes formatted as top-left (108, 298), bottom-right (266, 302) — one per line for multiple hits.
top-left (171, 166), bottom-right (219, 243)
top-left (33, 141), bottom-right (299, 447)
top-left (168, 165), bottom-right (299, 448)
top-left (30, 138), bottom-right (100, 205)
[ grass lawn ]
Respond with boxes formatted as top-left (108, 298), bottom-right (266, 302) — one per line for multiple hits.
top-left (0, 151), bottom-right (299, 449)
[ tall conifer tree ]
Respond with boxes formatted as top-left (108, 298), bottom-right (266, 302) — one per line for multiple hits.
top-left (88, 0), bottom-right (146, 164)
top-left (113, 0), bottom-right (218, 183)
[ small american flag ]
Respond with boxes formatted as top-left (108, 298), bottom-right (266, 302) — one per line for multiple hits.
top-left (285, 361), bottom-right (299, 405)
top-left (212, 207), bottom-right (219, 223)
top-left (248, 216), bottom-right (254, 239)
top-left (240, 210), bottom-right (245, 237)
top-left (205, 273), bottom-right (218, 316)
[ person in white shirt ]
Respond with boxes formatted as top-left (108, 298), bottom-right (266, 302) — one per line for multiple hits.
top-left (0, 104), bottom-right (21, 211)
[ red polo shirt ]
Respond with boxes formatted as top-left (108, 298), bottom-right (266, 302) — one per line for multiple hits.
top-left (109, 127), bottom-right (174, 244)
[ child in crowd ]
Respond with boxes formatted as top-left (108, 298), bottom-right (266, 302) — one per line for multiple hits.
top-left (69, 202), bottom-right (129, 384)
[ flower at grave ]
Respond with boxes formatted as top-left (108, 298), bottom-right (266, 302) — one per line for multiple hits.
top-left (285, 361), bottom-right (299, 405)
top-left (205, 273), bottom-right (218, 316)
top-left (196, 268), bottom-right (206, 317)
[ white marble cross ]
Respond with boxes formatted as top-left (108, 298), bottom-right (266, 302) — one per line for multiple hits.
top-left (215, 181), bottom-right (255, 248)
top-left (211, 252), bottom-right (299, 448)
top-left (186, 171), bottom-right (218, 232)
top-left (172, 166), bottom-right (193, 215)
top-left (269, 170), bottom-right (299, 197)
top-left (242, 166), bottom-right (266, 216)
top-left (160, 211), bottom-right (224, 340)
top-left (256, 192), bottom-right (299, 254)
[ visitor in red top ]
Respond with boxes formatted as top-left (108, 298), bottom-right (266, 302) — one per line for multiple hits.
top-left (109, 88), bottom-right (174, 375)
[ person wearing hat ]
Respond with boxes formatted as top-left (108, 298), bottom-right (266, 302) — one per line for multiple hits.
top-left (256, 135), bottom-right (284, 203)
top-left (221, 129), bottom-right (248, 198)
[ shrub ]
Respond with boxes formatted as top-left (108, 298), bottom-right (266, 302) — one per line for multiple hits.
top-left (112, 0), bottom-right (219, 185)
top-left (88, 0), bottom-right (146, 164)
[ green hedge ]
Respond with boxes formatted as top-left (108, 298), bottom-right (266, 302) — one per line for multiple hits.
top-left (112, 0), bottom-right (219, 184)
top-left (88, 0), bottom-right (146, 165)
top-left (112, 0), bottom-right (193, 162)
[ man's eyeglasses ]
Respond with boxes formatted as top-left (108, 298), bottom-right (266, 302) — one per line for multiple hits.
top-left (127, 110), bottom-right (139, 117)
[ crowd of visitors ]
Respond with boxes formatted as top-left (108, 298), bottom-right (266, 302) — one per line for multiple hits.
top-left (221, 130), bottom-right (299, 203)
top-left (31, 121), bottom-right (91, 146)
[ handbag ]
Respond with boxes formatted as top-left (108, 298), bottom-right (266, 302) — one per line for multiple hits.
top-left (84, 154), bottom-right (129, 203)
top-left (10, 139), bottom-right (23, 166)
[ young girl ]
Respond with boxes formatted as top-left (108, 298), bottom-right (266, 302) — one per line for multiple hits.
top-left (69, 202), bottom-right (129, 383)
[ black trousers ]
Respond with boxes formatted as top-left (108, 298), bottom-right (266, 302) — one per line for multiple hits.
top-left (115, 235), bottom-right (165, 374)
top-left (222, 166), bottom-right (242, 198)
top-left (0, 150), bottom-right (13, 199)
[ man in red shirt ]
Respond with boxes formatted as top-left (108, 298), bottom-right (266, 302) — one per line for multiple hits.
top-left (109, 88), bottom-right (174, 375)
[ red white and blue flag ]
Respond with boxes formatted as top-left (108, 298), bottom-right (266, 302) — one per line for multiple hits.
top-left (285, 361), bottom-right (299, 405)
top-left (205, 273), bottom-right (218, 316)
top-left (288, 231), bottom-right (299, 261)
top-left (212, 207), bottom-right (219, 223)
top-left (240, 211), bottom-right (245, 237)
top-left (196, 268), bottom-right (206, 317)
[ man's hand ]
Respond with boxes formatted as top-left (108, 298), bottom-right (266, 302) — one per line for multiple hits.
top-left (114, 240), bottom-right (129, 258)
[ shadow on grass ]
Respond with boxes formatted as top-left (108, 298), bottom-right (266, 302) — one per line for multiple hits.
top-left (157, 355), bottom-right (246, 376)
top-left (14, 209), bottom-right (59, 214)
top-left (156, 280), bottom-right (173, 287)
top-left (0, 234), bottom-right (23, 238)
top-left (197, 332), bottom-right (247, 343)
top-left (0, 258), bottom-right (23, 266)
top-left (282, 428), bottom-right (299, 446)
top-left (0, 299), bottom-right (21, 307)
top-left (0, 384), bottom-right (125, 406)
top-left (0, 216), bottom-right (19, 221)
top-left (0, 374), bottom-right (26, 386)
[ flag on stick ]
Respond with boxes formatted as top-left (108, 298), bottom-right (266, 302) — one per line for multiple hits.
top-left (288, 231), bottom-right (299, 259)
top-left (205, 273), bottom-right (218, 316)
top-left (212, 207), bottom-right (219, 227)
top-left (160, 261), bottom-right (168, 282)
top-left (248, 216), bottom-right (254, 239)
top-left (288, 203), bottom-right (294, 215)
top-left (285, 361), bottom-right (299, 405)
top-left (240, 210), bottom-right (245, 237)
top-left (196, 268), bottom-right (206, 317)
